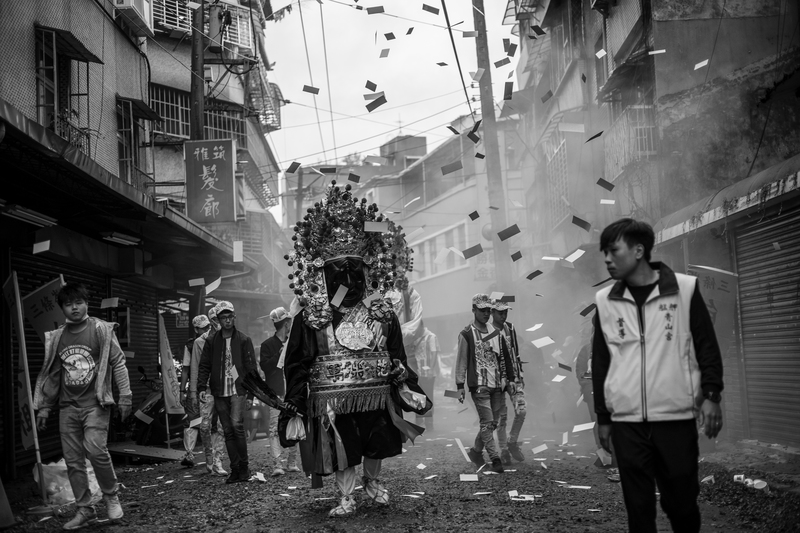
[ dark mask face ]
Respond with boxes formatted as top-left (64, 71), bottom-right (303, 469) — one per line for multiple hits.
top-left (324, 256), bottom-right (367, 307)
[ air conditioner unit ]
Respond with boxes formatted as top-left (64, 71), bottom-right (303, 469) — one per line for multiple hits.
top-left (116, 0), bottom-right (155, 38)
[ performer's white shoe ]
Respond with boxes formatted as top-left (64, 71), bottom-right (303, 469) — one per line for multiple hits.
top-left (328, 495), bottom-right (357, 517)
top-left (363, 476), bottom-right (389, 504)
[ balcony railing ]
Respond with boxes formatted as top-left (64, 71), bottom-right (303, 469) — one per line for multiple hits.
top-left (55, 115), bottom-right (91, 157)
top-left (120, 162), bottom-right (156, 198)
top-left (604, 105), bottom-right (657, 182)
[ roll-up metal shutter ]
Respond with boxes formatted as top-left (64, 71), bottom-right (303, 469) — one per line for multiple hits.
top-left (10, 252), bottom-right (107, 465)
top-left (163, 311), bottom-right (192, 366)
top-left (735, 204), bottom-right (800, 447)
top-left (109, 279), bottom-right (160, 408)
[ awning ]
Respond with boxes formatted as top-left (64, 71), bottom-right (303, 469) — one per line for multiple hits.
top-left (0, 96), bottom-right (258, 280)
top-left (36, 25), bottom-right (103, 64)
top-left (654, 153), bottom-right (800, 244)
top-left (117, 95), bottom-right (162, 122)
top-left (597, 47), bottom-right (650, 102)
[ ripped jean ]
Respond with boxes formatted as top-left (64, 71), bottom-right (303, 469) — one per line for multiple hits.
top-left (470, 387), bottom-right (507, 461)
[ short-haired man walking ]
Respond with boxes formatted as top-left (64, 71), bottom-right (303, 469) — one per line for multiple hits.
top-left (180, 314), bottom-right (211, 468)
top-left (259, 307), bottom-right (300, 476)
top-left (33, 282), bottom-right (132, 529)
top-left (197, 301), bottom-right (257, 483)
top-left (456, 294), bottom-right (516, 474)
top-left (592, 218), bottom-right (724, 532)
top-left (490, 299), bottom-right (526, 464)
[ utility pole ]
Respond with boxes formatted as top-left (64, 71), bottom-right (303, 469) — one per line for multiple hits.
top-left (189, 0), bottom-right (206, 334)
top-left (472, 0), bottom-right (512, 289)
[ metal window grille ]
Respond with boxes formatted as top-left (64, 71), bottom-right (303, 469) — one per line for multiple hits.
top-left (604, 104), bottom-right (657, 182)
top-left (221, 5), bottom-right (254, 51)
top-left (204, 106), bottom-right (247, 149)
top-left (543, 128), bottom-right (569, 231)
top-left (35, 29), bottom-right (57, 129)
top-left (153, 0), bottom-right (192, 33)
top-left (150, 84), bottom-right (191, 138)
top-left (410, 222), bottom-right (467, 281)
top-left (549, 24), bottom-right (569, 91)
top-left (117, 99), bottom-right (154, 193)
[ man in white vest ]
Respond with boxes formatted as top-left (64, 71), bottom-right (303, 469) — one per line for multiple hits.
top-left (592, 218), bottom-right (724, 533)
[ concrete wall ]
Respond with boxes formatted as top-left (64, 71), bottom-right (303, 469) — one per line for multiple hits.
top-left (0, 0), bottom-right (149, 176)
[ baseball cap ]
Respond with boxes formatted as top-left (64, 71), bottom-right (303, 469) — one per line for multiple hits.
top-left (270, 307), bottom-right (290, 323)
top-left (207, 306), bottom-right (218, 320)
top-left (216, 301), bottom-right (235, 315)
top-left (472, 294), bottom-right (493, 309)
top-left (492, 300), bottom-right (512, 311)
top-left (192, 315), bottom-right (210, 328)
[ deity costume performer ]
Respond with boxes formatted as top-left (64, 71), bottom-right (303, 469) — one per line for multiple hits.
top-left (279, 182), bottom-right (433, 517)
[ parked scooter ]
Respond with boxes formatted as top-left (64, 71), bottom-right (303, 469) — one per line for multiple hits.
top-left (134, 366), bottom-right (184, 446)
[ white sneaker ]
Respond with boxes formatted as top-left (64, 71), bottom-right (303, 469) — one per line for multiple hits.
top-left (328, 495), bottom-right (357, 517)
top-left (63, 507), bottom-right (97, 530)
top-left (285, 462), bottom-right (301, 473)
top-left (212, 459), bottom-right (228, 476)
top-left (363, 477), bottom-right (389, 504)
top-left (272, 466), bottom-right (285, 476)
top-left (103, 493), bottom-right (123, 521)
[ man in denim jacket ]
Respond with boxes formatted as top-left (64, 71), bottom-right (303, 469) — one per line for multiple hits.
top-left (33, 282), bottom-right (132, 529)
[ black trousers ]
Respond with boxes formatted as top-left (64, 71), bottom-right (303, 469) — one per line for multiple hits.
top-left (612, 420), bottom-right (700, 533)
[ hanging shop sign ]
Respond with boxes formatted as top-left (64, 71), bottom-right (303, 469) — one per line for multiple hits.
top-left (185, 139), bottom-right (237, 223)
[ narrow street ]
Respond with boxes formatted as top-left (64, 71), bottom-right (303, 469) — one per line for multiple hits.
top-left (8, 395), bottom-right (800, 532)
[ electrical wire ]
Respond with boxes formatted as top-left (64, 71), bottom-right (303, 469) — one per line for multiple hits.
top-left (440, 0), bottom-right (475, 120)
top-left (326, 0), bottom-right (475, 35)
top-left (297, 1), bottom-right (329, 162)
top-left (319, 3), bottom-right (338, 164)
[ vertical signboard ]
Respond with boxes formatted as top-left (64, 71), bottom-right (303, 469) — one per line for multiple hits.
top-left (185, 139), bottom-right (237, 223)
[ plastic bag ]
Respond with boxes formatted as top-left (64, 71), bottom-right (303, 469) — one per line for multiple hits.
top-left (286, 415), bottom-right (306, 441)
top-left (33, 458), bottom-right (101, 506)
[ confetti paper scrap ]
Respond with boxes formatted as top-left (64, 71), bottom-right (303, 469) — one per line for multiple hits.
top-left (365, 80), bottom-right (377, 91)
top-left (649, 49), bottom-right (666, 55)
top-left (447, 125), bottom-right (460, 135)
top-left (507, 43), bottom-right (517, 57)
top-left (567, 485), bottom-right (592, 489)
top-left (526, 270), bottom-right (543, 281)
top-left (417, 464), bottom-right (427, 470)
top-left (442, 160), bottom-right (463, 175)
top-left (497, 224), bottom-right (521, 241)
top-left (552, 375), bottom-right (566, 383)
top-left (576, 394), bottom-right (584, 407)
top-left (592, 276), bottom-right (614, 287)
top-left (467, 131), bottom-right (480, 143)
top-left (407, 27), bottom-right (414, 34)
top-left (437, 61), bottom-right (448, 66)
top-left (365, 95), bottom-right (387, 112)
top-left (562, 432), bottom-right (569, 445)
top-left (463, 31), bottom-right (478, 37)
top-left (364, 221), bottom-right (390, 233)
top-left (462, 243), bottom-right (484, 259)
top-left (600, 199), bottom-right (616, 205)
top-left (532, 336), bottom-right (555, 348)
top-left (475, 152), bottom-right (485, 159)
top-left (773, 242), bottom-right (781, 250)
top-left (596, 178), bottom-right (615, 191)
top-left (511, 251), bottom-right (522, 262)
top-left (581, 73), bottom-right (587, 82)
top-left (460, 474), bottom-right (479, 482)
top-left (573, 421), bottom-right (596, 433)
top-left (422, 4), bottom-right (439, 14)
top-left (585, 131), bottom-right (603, 143)
top-left (503, 81), bottom-right (513, 100)
top-left (595, 49), bottom-right (607, 59)
top-left (302, 85), bottom-right (320, 95)
top-left (471, 68), bottom-right (485, 81)
top-left (541, 90), bottom-right (553, 103)
top-left (468, 210), bottom-right (480, 221)
top-left (572, 216), bottom-right (592, 232)
top-left (580, 303), bottom-right (597, 317)
top-left (424, 474), bottom-right (438, 480)
top-left (384, 32), bottom-right (395, 40)
top-left (694, 59), bottom-right (709, 70)
top-left (348, 173), bottom-right (361, 183)
top-left (564, 249), bottom-right (585, 263)
top-left (454, 438), bottom-right (471, 462)
top-left (363, 91), bottom-right (385, 100)
top-left (494, 57), bottom-right (511, 68)
top-left (379, 48), bottom-right (390, 58)
top-left (489, 291), bottom-right (504, 300)
top-left (532, 444), bottom-right (548, 454)
top-left (366, 6), bottom-right (385, 14)
top-left (526, 323), bottom-right (543, 332)
top-left (531, 25), bottom-right (546, 36)
top-left (434, 247), bottom-right (451, 265)
top-left (286, 161), bottom-right (301, 174)
top-left (558, 363), bottom-right (572, 372)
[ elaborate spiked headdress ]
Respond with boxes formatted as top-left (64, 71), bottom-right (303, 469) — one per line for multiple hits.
top-left (284, 181), bottom-right (413, 327)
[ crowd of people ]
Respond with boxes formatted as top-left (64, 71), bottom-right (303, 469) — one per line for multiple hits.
top-left (33, 188), bottom-right (725, 532)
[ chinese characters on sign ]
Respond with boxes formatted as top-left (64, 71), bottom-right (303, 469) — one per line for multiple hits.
top-left (688, 265), bottom-right (738, 358)
top-left (186, 139), bottom-right (237, 223)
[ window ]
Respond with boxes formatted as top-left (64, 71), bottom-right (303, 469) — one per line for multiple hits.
top-left (410, 222), bottom-right (468, 281)
top-left (35, 27), bottom-right (97, 155)
top-left (149, 85), bottom-right (248, 148)
top-left (543, 128), bottom-right (569, 230)
top-left (117, 99), bottom-right (148, 189)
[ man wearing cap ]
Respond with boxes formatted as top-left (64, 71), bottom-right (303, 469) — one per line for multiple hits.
top-left (180, 314), bottom-right (211, 468)
top-left (188, 306), bottom-right (227, 476)
top-left (456, 294), bottom-right (517, 474)
top-left (197, 301), bottom-right (258, 483)
top-left (260, 307), bottom-right (300, 476)
top-left (491, 299), bottom-right (527, 464)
